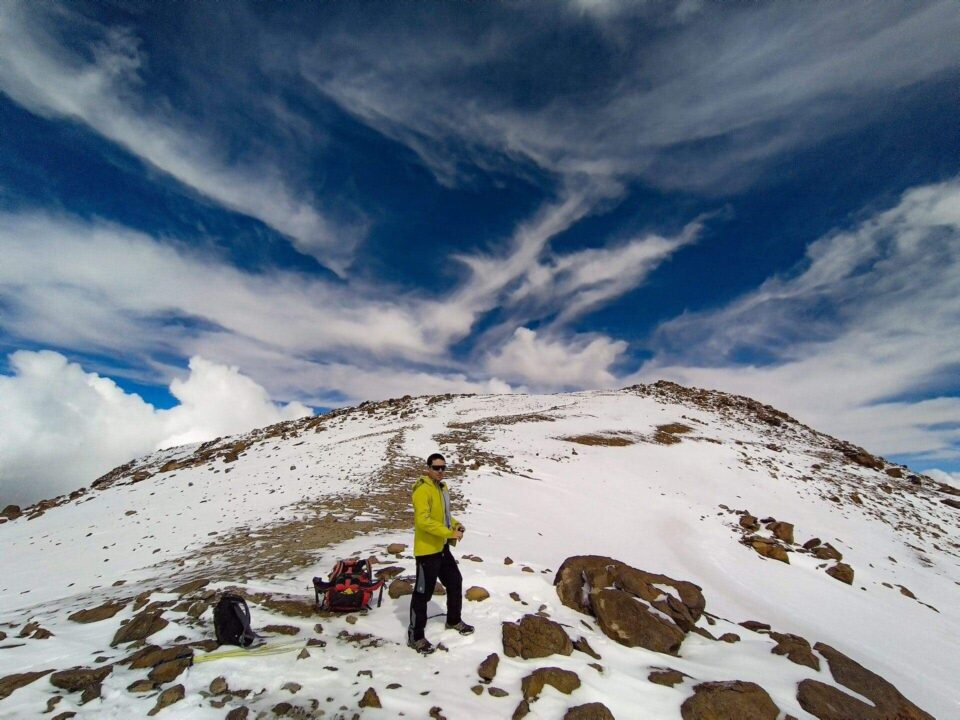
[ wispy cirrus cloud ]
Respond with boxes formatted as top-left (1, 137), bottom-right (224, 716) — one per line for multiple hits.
top-left (635, 178), bottom-right (960, 464)
top-left (300, 2), bottom-right (960, 193)
top-left (0, 3), bottom-right (361, 274)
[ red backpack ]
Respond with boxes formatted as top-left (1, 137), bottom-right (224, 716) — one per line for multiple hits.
top-left (313, 558), bottom-right (385, 612)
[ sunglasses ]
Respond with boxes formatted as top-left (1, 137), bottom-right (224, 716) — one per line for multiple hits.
top-left (430, 465), bottom-right (447, 471)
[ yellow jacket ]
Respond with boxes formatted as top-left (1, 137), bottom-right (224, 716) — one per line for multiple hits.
top-left (412, 475), bottom-right (461, 556)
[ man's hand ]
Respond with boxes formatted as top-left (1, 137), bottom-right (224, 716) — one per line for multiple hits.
top-left (453, 528), bottom-right (465, 541)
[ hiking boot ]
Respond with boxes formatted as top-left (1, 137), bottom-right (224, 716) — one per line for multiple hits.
top-left (445, 621), bottom-right (475, 635)
top-left (408, 637), bottom-right (436, 655)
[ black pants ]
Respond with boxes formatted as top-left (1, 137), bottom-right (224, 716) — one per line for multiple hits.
top-left (408, 545), bottom-right (462, 642)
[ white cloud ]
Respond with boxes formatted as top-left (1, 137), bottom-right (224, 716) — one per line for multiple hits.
top-left (300, 3), bottom-right (960, 193)
top-left (926, 469), bottom-right (960, 487)
top-left (485, 327), bottom-right (627, 390)
top-left (0, 351), bottom-right (310, 508)
top-left (635, 177), bottom-right (960, 462)
top-left (0, 4), bottom-right (359, 273)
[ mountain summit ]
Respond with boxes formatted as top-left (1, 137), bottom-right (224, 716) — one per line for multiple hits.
top-left (1, 383), bottom-right (956, 718)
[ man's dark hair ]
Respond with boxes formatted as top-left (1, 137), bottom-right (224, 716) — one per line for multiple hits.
top-left (426, 452), bottom-right (445, 467)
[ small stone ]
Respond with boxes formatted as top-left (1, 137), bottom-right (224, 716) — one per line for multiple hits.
top-left (271, 702), bottom-right (293, 716)
top-left (573, 637), bottom-right (601, 659)
top-left (345, 615), bottom-right (358, 625)
top-left (466, 586), bottom-right (490, 602)
top-left (429, 707), bottom-right (446, 720)
top-left (148, 684), bottom-right (185, 715)
top-left (649, 668), bottom-right (686, 687)
top-left (148, 657), bottom-right (191, 684)
top-left (478, 653), bottom-right (500, 682)
top-left (509, 592), bottom-right (521, 602)
top-left (521, 566), bottom-right (534, 573)
top-left (388, 579), bottom-right (414, 599)
top-left (588, 663), bottom-right (604, 673)
top-left (226, 707), bottom-right (249, 720)
top-left (504, 557), bottom-right (514, 565)
top-left (387, 683), bottom-right (401, 689)
top-left (720, 633), bottom-right (741, 643)
top-left (282, 682), bottom-right (302, 693)
top-left (69, 601), bottom-right (127, 624)
top-left (802, 538), bottom-right (822, 550)
top-left (359, 687), bottom-right (381, 708)
top-left (488, 687), bottom-right (509, 697)
top-left (826, 563), bottom-right (855, 585)
top-left (521, 667), bottom-right (581, 700)
top-left (512, 700), bottom-right (531, 720)
top-left (127, 679), bottom-right (156, 693)
top-left (262, 624), bottom-right (300, 635)
top-left (564, 702), bottom-right (616, 720)
top-left (210, 676), bottom-right (228, 695)
top-left (387, 543), bottom-right (406, 555)
top-left (297, 649), bottom-right (310, 660)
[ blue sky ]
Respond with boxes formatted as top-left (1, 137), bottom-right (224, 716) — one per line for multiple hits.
top-left (1, 0), bottom-right (960, 503)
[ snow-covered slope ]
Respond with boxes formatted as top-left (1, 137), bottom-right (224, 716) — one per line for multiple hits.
top-left (1, 383), bottom-right (957, 719)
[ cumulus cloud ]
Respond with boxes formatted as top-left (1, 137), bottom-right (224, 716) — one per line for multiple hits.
top-left (0, 351), bottom-right (310, 507)
top-left (635, 177), bottom-right (960, 464)
top-left (0, 3), bottom-right (359, 273)
top-left (485, 327), bottom-right (627, 390)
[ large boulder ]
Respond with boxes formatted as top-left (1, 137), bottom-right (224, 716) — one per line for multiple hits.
top-left (564, 702), bottom-right (615, 719)
top-left (69, 601), bottom-right (127, 624)
top-left (0, 670), bottom-right (53, 700)
top-left (503, 614), bottom-right (573, 659)
top-left (553, 556), bottom-right (704, 654)
top-left (681, 681), bottom-right (779, 720)
top-left (769, 632), bottom-right (820, 671)
top-left (797, 643), bottom-right (934, 720)
top-left (50, 666), bottom-right (113, 705)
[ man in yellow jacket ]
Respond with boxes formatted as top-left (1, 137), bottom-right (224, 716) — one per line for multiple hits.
top-left (407, 452), bottom-right (474, 654)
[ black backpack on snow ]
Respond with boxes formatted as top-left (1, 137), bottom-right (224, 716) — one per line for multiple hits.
top-left (313, 558), bottom-right (385, 612)
top-left (214, 593), bottom-right (258, 647)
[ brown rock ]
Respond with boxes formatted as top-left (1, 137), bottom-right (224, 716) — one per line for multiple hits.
top-left (271, 702), bottom-right (292, 716)
top-left (885, 467), bottom-right (904, 478)
top-left (719, 633), bottom-right (741, 643)
top-left (249, 593), bottom-right (316, 618)
top-left (297, 649), bottom-right (310, 659)
top-left (148, 657), bottom-right (192, 684)
top-left (751, 540), bottom-right (789, 563)
top-left (148, 684), bottom-right (185, 715)
top-left (111, 609), bottom-right (168, 646)
top-left (123, 644), bottom-right (193, 670)
top-left (226, 707), bottom-right (250, 720)
top-left (127, 679), bottom-right (156, 693)
top-left (263, 624), bottom-right (300, 635)
top-left (812, 544), bottom-right (843, 561)
top-left (739, 621), bottom-right (771, 633)
top-left (359, 687), bottom-right (381, 708)
top-left (796, 642), bottom-right (934, 720)
top-left (478, 653), bottom-right (500, 682)
top-left (512, 700), bottom-right (531, 719)
top-left (739, 514), bottom-right (760, 530)
top-left (69, 601), bottom-right (128, 624)
top-left (564, 703), bottom-right (615, 720)
top-left (388, 579), bottom-right (414, 598)
top-left (941, 498), bottom-right (960, 510)
top-left (680, 681), bottom-right (779, 720)
top-left (489, 687), bottom-right (509, 697)
top-left (825, 563), bottom-right (854, 585)
top-left (769, 522), bottom-right (795, 544)
top-left (466, 586), bottom-right (490, 601)
top-left (802, 538), bottom-right (822, 550)
top-left (51, 714), bottom-right (77, 720)
top-left (504, 557), bottom-right (514, 565)
top-left (170, 578), bottom-right (209, 596)
top-left (386, 542), bottom-right (406, 555)
top-left (0, 669), bottom-right (54, 700)
top-left (0, 505), bottom-right (21, 520)
top-left (648, 669), bottom-right (686, 687)
top-left (502, 614), bottom-right (573, 659)
top-left (49, 665), bottom-right (113, 694)
top-left (521, 667), bottom-right (581, 700)
top-left (374, 566), bottom-right (405, 581)
top-left (769, 632), bottom-right (820, 671)
top-left (572, 636), bottom-right (601, 659)
top-left (591, 588), bottom-right (685, 654)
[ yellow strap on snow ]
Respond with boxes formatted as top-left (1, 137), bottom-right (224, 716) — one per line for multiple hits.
top-left (193, 639), bottom-right (307, 664)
